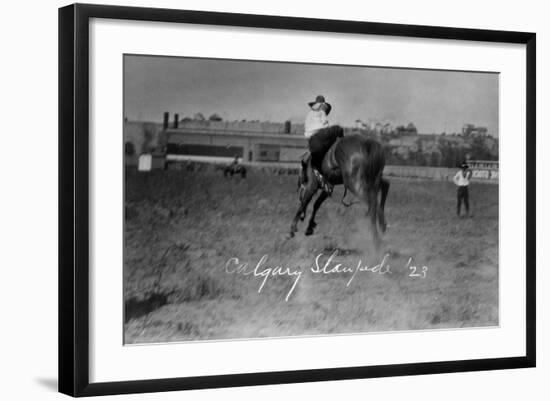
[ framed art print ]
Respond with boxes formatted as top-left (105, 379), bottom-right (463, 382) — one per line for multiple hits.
top-left (58, 3), bottom-right (536, 397)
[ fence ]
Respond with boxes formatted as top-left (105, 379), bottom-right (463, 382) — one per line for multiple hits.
top-left (161, 156), bottom-right (498, 183)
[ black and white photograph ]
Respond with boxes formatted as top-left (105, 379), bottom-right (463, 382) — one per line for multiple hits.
top-left (123, 55), bottom-right (499, 344)
top-left (0, 0), bottom-right (543, 398)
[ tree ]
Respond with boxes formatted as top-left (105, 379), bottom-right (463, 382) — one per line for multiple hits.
top-left (469, 135), bottom-right (496, 160)
top-left (141, 124), bottom-right (156, 154)
top-left (208, 113), bottom-right (223, 121)
top-left (429, 151), bottom-right (441, 167)
top-left (413, 150), bottom-right (427, 166)
top-left (395, 125), bottom-right (406, 136)
top-left (406, 122), bottom-right (418, 135)
top-left (193, 112), bottom-right (206, 121)
top-left (124, 141), bottom-right (135, 156)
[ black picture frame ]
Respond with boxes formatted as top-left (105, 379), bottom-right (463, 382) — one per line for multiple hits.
top-left (59, 3), bottom-right (536, 397)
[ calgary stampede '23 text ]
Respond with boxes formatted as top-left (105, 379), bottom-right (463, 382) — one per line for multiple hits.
top-left (224, 251), bottom-right (428, 301)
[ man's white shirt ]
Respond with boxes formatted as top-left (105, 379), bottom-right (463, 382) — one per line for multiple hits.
top-left (304, 107), bottom-right (329, 138)
top-left (453, 170), bottom-right (471, 186)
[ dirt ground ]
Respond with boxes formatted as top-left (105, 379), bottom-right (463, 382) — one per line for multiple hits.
top-left (123, 168), bottom-right (498, 344)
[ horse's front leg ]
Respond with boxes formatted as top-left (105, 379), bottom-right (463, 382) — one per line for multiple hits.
top-left (305, 191), bottom-right (329, 236)
top-left (290, 186), bottom-right (317, 237)
top-left (378, 178), bottom-right (390, 232)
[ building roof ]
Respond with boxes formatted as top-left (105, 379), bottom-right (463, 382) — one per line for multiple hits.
top-left (165, 128), bottom-right (307, 142)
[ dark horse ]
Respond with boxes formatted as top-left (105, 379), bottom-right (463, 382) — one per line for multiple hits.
top-left (223, 163), bottom-right (247, 178)
top-left (289, 135), bottom-right (389, 247)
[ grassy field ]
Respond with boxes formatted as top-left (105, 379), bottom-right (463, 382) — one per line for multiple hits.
top-left (124, 168), bottom-right (498, 344)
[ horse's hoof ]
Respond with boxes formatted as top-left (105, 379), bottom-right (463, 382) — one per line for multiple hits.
top-left (305, 228), bottom-right (314, 236)
top-left (299, 212), bottom-right (305, 221)
top-left (289, 231), bottom-right (295, 238)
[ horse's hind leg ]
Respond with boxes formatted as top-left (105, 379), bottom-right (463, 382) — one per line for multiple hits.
top-left (367, 188), bottom-right (382, 250)
top-left (290, 186), bottom-right (316, 237)
top-left (305, 191), bottom-right (329, 236)
top-left (378, 178), bottom-right (390, 233)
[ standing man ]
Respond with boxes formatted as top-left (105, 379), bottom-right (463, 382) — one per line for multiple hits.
top-left (300, 95), bottom-right (344, 188)
top-left (453, 162), bottom-right (473, 217)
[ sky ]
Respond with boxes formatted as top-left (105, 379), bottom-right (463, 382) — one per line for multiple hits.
top-left (124, 55), bottom-right (499, 136)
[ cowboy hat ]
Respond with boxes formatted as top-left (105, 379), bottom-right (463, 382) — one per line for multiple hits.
top-left (308, 95), bottom-right (332, 115)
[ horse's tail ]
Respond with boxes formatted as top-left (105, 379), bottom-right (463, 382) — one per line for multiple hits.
top-left (347, 140), bottom-right (384, 201)
top-left (364, 140), bottom-right (385, 183)
top-left (352, 169), bottom-right (379, 216)
top-left (346, 139), bottom-right (385, 246)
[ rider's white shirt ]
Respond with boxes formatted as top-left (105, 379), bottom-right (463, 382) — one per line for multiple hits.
top-left (304, 107), bottom-right (329, 138)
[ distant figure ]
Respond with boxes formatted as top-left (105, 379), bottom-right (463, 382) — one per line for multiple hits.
top-left (300, 95), bottom-right (344, 190)
top-left (224, 155), bottom-right (246, 178)
top-left (231, 155), bottom-right (240, 169)
top-left (453, 162), bottom-right (472, 217)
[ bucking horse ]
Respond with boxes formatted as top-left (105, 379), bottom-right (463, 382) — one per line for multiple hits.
top-left (289, 134), bottom-right (389, 248)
